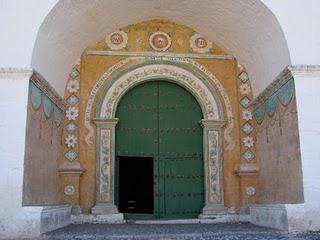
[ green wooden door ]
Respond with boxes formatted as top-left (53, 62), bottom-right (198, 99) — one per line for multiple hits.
top-left (115, 80), bottom-right (204, 219)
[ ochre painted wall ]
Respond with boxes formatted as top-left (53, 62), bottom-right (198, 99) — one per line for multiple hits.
top-left (59, 20), bottom-right (258, 214)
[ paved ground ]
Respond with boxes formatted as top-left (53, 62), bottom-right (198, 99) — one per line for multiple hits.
top-left (38, 223), bottom-right (320, 240)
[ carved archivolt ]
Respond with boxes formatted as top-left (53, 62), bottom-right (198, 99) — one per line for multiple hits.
top-left (98, 64), bottom-right (222, 121)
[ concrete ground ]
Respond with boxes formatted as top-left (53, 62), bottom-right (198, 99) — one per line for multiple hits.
top-left (36, 223), bottom-right (320, 240)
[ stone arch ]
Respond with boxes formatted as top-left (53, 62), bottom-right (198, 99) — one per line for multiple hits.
top-left (96, 63), bottom-right (224, 121)
top-left (92, 62), bottom-right (227, 215)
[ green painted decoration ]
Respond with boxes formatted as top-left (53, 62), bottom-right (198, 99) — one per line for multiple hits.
top-left (53, 105), bottom-right (63, 127)
top-left (254, 104), bottom-right (265, 124)
top-left (265, 94), bottom-right (277, 116)
top-left (278, 79), bottom-right (295, 105)
top-left (115, 80), bottom-right (204, 219)
top-left (42, 94), bottom-right (53, 118)
top-left (254, 79), bottom-right (295, 123)
top-left (29, 81), bottom-right (63, 128)
top-left (30, 82), bottom-right (42, 109)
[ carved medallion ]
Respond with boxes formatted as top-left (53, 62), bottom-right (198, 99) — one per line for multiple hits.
top-left (190, 33), bottom-right (212, 53)
top-left (245, 186), bottom-right (256, 196)
top-left (64, 185), bottom-right (75, 196)
top-left (105, 30), bottom-right (128, 50)
top-left (149, 32), bottom-right (171, 52)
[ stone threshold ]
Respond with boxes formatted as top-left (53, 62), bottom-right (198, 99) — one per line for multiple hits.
top-left (71, 214), bottom-right (250, 224)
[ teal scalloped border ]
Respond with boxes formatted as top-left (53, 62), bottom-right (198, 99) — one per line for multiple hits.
top-left (254, 78), bottom-right (295, 124)
top-left (29, 81), bottom-right (63, 128)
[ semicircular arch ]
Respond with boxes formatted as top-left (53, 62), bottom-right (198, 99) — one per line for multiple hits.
top-left (95, 63), bottom-right (224, 122)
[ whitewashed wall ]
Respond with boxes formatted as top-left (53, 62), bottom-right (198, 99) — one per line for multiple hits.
top-left (286, 68), bottom-right (320, 231)
top-left (0, 0), bottom-right (57, 68)
top-left (0, 70), bottom-right (43, 237)
top-left (262, 0), bottom-right (320, 66)
top-left (0, 0), bottom-right (319, 96)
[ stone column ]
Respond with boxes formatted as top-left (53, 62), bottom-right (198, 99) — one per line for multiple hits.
top-left (200, 119), bottom-right (227, 215)
top-left (92, 118), bottom-right (119, 214)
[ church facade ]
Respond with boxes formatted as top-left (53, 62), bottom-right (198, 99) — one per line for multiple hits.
top-left (0, 1), bottom-right (320, 238)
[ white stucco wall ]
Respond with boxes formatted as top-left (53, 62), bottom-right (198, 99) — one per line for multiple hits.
top-left (0, 70), bottom-right (43, 238)
top-left (284, 68), bottom-right (320, 231)
top-left (262, 0), bottom-right (320, 66)
top-left (0, 0), bottom-right (57, 68)
top-left (293, 70), bottom-right (320, 205)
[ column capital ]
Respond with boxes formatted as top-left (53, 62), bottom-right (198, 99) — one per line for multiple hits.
top-left (93, 118), bottom-right (119, 127)
top-left (200, 119), bottom-right (225, 128)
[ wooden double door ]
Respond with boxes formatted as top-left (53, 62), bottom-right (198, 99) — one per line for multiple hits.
top-left (115, 80), bottom-right (204, 219)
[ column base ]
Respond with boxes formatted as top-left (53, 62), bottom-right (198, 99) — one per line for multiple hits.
top-left (91, 203), bottom-right (119, 215)
top-left (201, 203), bottom-right (228, 215)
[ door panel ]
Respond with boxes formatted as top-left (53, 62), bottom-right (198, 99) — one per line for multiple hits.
top-left (115, 82), bottom-right (158, 158)
top-left (158, 81), bottom-right (204, 219)
top-left (115, 80), bottom-right (204, 219)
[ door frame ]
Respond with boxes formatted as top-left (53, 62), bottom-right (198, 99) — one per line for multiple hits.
top-left (92, 61), bottom-right (227, 216)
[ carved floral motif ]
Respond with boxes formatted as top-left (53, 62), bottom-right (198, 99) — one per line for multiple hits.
top-left (67, 79), bottom-right (80, 93)
top-left (240, 83), bottom-right (251, 95)
top-left (242, 110), bottom-right (253, 121)
top-left (65, 134), bottom-right (78, 148)
top-left (99, 128), bottom-right (112, 201)
top-left (64, 64), bottom-right (80, 162)
top-left (243, 136), bottom-right (254, 148)
top-left (207, 130), bottom-right (221, 203)
top-left (66, 106), bottom-right (79, 121)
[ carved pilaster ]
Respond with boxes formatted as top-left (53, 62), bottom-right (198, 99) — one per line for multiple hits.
top-left (200, 119), bottom-right (227, 215)
top-left (92, 118), bottom-right (119, 214)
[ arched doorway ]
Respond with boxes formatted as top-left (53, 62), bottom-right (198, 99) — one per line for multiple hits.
top-left (115, 80), bottom-right (204, 219)
top-left (92, 63), bottom-right (226, 217)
